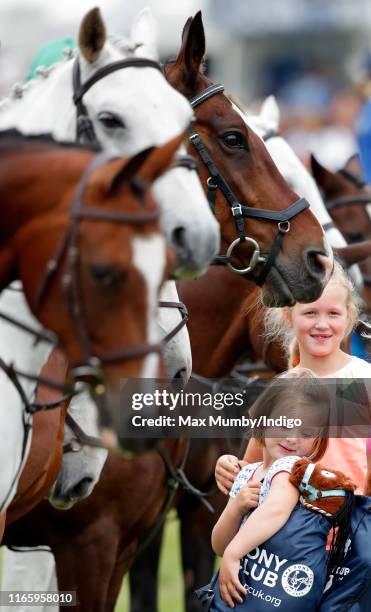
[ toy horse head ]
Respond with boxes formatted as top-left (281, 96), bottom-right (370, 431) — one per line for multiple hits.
top-left (290, 458), bottom-right (356, 518)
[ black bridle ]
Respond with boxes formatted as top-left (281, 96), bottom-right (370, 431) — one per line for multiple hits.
top-left (73, 57), bottom-right (163, 146)
top-left (188, 84), bottom-right (310, 286)
top-left (326, 193), bottom-right (371, 212)
top-left (72, 56), bottom-right (198, 177)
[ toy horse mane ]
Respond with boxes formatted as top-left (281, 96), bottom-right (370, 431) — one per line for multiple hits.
top-left (290, 458), bottom-right (356, 576)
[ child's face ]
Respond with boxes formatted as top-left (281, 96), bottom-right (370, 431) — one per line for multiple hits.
top-left (287, 282), bottom-right (349, 358)
top-left (264, 435), bottom-right (316, 461)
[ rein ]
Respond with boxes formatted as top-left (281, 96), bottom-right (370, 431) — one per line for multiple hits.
top-left (188, 84), bottom-right (310, 286)
top-left (326, 193), bottom-right (371, 212)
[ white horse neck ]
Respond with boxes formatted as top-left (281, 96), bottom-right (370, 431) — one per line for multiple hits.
top-left (246, 112), bottom-right (347, 249)
top-left (0, 287), bottom-right (53, 399)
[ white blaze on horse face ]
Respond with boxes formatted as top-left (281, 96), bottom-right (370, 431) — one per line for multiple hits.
top-left (132, 234), bottom-right (167, 378)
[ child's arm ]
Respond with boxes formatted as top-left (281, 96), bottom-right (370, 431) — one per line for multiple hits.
top-left (219, 472), bottom-right (299, 608)
top-left (212, 480), bottom-right (261, 556)
top-left (215, 441), bottom-right (263, 495)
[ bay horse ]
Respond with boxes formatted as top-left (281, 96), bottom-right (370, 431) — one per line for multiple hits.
top-left (311, 154), bottom-right (371, 312)
top-left (0, 129), bottom-right (184, 478)
top-left (163, 14), bottom-right (332, 309)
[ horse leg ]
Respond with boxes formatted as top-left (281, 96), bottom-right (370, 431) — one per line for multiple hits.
top-left (178, 497), bottom-right (220, 612)
top-left (54, 532), bottom-right (119, 612)
top-left (1, 549), bottom-right (57, 612)
top-left (129, 526), bottom-right (164, 612)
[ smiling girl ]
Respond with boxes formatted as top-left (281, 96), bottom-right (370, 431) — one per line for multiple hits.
top-left (216, 263), bottom-right (371, 495)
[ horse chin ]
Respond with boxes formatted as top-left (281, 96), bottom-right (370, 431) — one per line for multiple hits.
top-left (261, 267), bottom-right (296, 307)
top-left (170, 263), bottom-right (208, 280)
top-left (48, 498), bottom-right (75, 511)
top-left (262, 259), bottom-right (328, 306)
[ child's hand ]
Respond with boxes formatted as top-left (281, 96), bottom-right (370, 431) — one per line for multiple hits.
top-left (219, 549), bottom-right (246, 608)
top-left (215, 455), bottom-right (241, 495)
top-left (233, 480), bottom-right (261, 514)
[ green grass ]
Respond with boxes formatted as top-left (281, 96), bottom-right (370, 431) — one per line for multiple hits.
top-left (114, 511), bottom-right (184, 612)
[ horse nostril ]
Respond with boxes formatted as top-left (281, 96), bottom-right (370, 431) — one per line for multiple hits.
top-left (305, 249), bottom-right (329, 280)
top-left (173, 367), bottom-right (187, 379)
top-left (171, 227), bottom-right (189, 259)
top-left (69, 477), bottom-right (94, 500)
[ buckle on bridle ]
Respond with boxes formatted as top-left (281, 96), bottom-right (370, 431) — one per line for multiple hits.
top-left (231, 203), bottom-right (242, 217)
top-left (278, 220), bottom-right (290, 233)
top-left (71, 358), bottom-right (105, 395)
top-left (207, 177), bottom-right (217, 190)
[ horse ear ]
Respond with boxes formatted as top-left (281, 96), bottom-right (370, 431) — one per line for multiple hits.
top-left (130, 8), bottom-right (159, 61)
top-left (310, 154), bottom-right (337, 195)
top-left (78, 7), bottom-right (106, 63)
top-left (260, 96), bottom-right (280, 131)
top-left (107, 147), bottom-right (155, 197)
top-left (107, 132), bottom-right (184, 196)
top-left (181, 17), bottom-right (193, 40)
top-left (140, 131), bottom-right (186, 183)
top-left (174, 11), bottom-right (205, 85)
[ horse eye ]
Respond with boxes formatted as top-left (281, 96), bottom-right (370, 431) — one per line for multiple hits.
top-left (90, 264), bottom-right (124, 288)
top-left (221, 131), bottom-right (247, 150)
top-left (97, 112), bottom-right (125, 129)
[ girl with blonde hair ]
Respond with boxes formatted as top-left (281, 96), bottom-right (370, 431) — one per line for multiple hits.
top-left (216, 262), bottom-right (371, 497)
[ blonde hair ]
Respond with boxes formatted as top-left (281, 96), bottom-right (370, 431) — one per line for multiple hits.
top-left (264, 262), bottom-right (362, 368)
top-left (249, 369), bottom-right (329, 462)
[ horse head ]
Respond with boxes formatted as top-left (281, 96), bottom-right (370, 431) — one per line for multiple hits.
top-left (1, 133), bottom-right (187, 410)
top-left (165, 12), bottom-right (333, 307)
top-left (311, 154), bottom-right (371, 310)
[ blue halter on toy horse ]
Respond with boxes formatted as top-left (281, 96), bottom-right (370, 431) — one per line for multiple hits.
top-left (194, 459), bottom-right (356, 611)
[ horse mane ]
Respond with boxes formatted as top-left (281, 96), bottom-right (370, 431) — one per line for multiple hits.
top-left (0, 129), bottom-right (100, 153)
top-left (0, 36), bottom-right (134, 112)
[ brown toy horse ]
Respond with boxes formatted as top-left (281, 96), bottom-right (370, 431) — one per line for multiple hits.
top-left (290, 458), bottom-right (356, 517)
